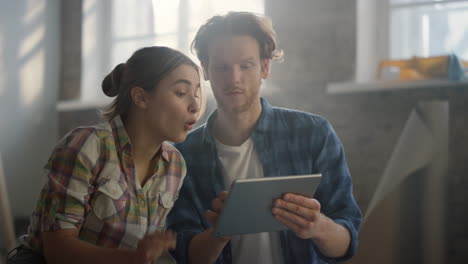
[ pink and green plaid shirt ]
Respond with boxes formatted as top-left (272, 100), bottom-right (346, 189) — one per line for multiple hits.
top-left (23, 116), bottom-right (186, 252)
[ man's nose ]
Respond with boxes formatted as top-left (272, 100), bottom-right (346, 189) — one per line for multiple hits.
top-left (226, 66), bottom-right (242, 85)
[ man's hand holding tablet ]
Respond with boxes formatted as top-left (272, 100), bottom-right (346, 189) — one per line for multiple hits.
top-left (210, 174), bottom-right (322, 238)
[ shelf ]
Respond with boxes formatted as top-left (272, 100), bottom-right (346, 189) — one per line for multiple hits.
top-left (57, 99), bottom-right (112, 112)
top-left (326, 80), bottom-right (468, 95)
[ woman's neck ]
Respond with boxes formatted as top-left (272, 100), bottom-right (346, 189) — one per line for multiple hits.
top-left (123, 113), bottom-right (162, 162)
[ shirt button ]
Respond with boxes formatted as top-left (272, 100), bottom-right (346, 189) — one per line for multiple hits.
top-left (140, 198), bottom-right (146, 207)
top-left (138, 193), bottom-right (146, 206)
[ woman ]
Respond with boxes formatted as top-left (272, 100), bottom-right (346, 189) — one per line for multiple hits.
top-left (8, 46), bottom-right (204, 264)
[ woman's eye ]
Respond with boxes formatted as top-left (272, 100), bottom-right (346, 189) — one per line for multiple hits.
top-left (176, 91), bottom-right (186, 97)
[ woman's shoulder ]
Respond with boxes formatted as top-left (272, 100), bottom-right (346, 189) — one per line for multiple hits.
top-left (161, 141), bottom-right (185, 162)
top-left (53, 122), bottom-right (114, 156)
top-left (161, 142), bottom-right (187, 188)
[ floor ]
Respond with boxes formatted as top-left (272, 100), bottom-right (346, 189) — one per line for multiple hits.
top-left (1, 249), bottom-right (5, 264)
top-left (1, 217), bottom-right (30, 264)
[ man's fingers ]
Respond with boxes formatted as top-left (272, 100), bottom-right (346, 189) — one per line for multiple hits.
top-left (274, 195), bottom-right (321, 220)
top-left (274, 213), bottom-right (314, 240)
top-left (272, 207), bottom-right (312, 228)
top-left (206, 192), bottom-right (228, 227)
top-left (211, 197), bottom-right (224, 213)
top-left (283, 194), bottom-right (321, 210)
top-left (219, 191), bottom-right (229, 201)
top-left (274, 199), bottom-right (318, 221)
top-left (274, 212), bottom-right (301, 229)
top-left (205, 209), bottom-right (219, 226)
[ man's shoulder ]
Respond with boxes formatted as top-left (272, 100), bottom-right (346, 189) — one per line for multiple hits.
top-left (270, 106), bottom-right (330, 129)
top-left (174, 125), bottom-right (206, 153)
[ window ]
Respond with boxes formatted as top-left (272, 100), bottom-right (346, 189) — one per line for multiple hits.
top-left (152, 0), bottom-right (264, 57)
top-left (356, 0), bottom-right (468, 81)
top-left (389, 0), bottom-right (468, 59)
top-left (81, 0), bottom-right (264, 102)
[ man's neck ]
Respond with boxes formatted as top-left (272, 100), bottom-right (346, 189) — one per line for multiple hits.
top-left (213, 101), bottom-right (262, 146)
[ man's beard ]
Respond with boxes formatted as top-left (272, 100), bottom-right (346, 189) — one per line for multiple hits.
top-left (217, 91), bottom-right (258, 114)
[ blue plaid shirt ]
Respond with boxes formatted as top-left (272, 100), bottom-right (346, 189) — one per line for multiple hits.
top-left (168, 98), bottom-right (362, 264)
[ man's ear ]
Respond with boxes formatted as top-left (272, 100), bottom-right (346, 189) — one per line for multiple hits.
top-left (130, 86), bottom-right (149, 109)
top-left (261, 59), bottom-right (271, 79)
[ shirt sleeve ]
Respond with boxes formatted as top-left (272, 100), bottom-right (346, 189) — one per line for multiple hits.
top-left (167, 173), bottom-right (206, 264)
top-left (312, 119), bottom-right (362, 262)
top-left (35, 128), bottom-right (101, 232)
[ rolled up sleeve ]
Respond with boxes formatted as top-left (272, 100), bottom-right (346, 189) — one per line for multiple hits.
top-left (36, 128), bottom-right (101, 232)
top-left (167, 176), bottom-right (205, 264)
top-left (313, 120), bottom-right (362, 262)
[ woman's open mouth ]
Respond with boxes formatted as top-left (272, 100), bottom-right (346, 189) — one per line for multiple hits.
top-left (184, 120), bottom-right (196, 130)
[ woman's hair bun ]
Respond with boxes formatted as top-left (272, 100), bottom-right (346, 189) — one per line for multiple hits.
top-left (102, 63), bottom-right (125, 97)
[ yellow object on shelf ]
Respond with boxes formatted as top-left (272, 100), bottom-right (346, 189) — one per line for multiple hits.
top-left (462, 60), bottom-right (468, 68)
top-left (377, 55), bottom-right (468, 81)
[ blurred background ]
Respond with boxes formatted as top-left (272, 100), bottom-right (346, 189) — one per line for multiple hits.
top-left (0, 0), bottom-right (467, 263)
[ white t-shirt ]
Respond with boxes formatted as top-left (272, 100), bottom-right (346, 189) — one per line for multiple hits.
top-left (215, 137), bottom-right (284, 264)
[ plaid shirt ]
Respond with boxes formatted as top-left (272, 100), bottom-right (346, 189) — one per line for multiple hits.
top-left (24, 116), bottom-right (186, 253)
top-left (168, 98), bottom-right (362, 264)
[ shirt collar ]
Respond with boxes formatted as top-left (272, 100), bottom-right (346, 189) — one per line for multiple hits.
top-left (202, 97), bottom-right (274, 145)
top-left (110, 115), bottom-right (169, 162)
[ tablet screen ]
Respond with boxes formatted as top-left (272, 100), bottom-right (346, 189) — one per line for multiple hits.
top-left (214, 174), bottom-right (321, 237)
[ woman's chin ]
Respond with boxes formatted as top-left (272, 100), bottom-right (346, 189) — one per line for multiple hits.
top-left (169, 133), bottom-right (187, 143)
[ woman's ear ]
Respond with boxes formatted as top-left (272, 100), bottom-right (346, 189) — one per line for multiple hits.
top-left (130, 86), bottom-right (149, 109)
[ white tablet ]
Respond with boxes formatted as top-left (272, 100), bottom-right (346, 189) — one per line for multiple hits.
top-left (214, 174), bottom-right (322, 237)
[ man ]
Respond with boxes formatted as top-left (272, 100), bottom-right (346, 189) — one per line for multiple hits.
top-left (168, 12), bottom-right (362, 264)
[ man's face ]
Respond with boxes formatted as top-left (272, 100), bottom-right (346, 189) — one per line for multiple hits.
top-left (205, 35), bottom-right (270, 114)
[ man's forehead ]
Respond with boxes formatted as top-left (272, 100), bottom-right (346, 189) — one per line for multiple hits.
top-left (207, 35), bottom-right (261, 63)
top-left (209, 54), bottom-right (259, 64)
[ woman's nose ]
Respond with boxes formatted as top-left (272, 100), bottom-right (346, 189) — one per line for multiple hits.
top-left (189, 95), bottom-right (200, 114)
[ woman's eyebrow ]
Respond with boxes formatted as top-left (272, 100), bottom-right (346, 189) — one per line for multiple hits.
top-left (171, 79), bottom-right (201, 88)
top-left (171, 79), bottom-right (192, 86)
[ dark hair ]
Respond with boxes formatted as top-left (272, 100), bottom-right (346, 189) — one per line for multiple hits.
top-left (101, 46), bottom-right (202, 120)
top-left (191, 12), bottom-right (283, 67)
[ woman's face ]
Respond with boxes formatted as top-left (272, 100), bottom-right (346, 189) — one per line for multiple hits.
top-left (145, 64), bottom-right (201, 143)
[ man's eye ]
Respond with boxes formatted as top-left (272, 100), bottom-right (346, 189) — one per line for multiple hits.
top-left (241, 63), bottom-right (254, 70)
top-left (215, 65), bottom-right (228, 72)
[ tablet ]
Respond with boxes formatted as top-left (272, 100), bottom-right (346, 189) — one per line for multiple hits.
top-left (214, 174), bottom-right (321, 237)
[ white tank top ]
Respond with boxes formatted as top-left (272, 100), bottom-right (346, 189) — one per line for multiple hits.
top-left (216, 137), bottom-right (284, 264)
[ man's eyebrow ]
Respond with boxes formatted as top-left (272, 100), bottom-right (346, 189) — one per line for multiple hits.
top-left (210, 56), bottom-right (257, 64)
top-left (243, 57), bottom-right (256, 62)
